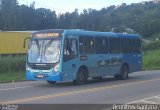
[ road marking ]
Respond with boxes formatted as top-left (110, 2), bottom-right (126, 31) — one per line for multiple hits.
top-left (130, 71), bottom-right (160, 77)
top-left (128, 94), bottom-right (160, 104)
top-left (140, 100), bottom-right (158, 104)
top-left (0, 86), bottom-right (33, 91)
top-left (154, 96), bottom-right (160, 99)
top-left (1, 78), bottom-right (160, 104)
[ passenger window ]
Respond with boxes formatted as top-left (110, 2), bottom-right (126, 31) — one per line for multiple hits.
top-left (132, 39), bottom-right (141, 54)
top-left (63, 36), bottom-right (78, 61)
top-left (109, 37), bottom-right (121, 54)
top-left (95, 37), bottom-right (108, 54)
top-left (79, 36), bottom-right (94, 55)
top-left (121, 38), bottom-right (132, 53)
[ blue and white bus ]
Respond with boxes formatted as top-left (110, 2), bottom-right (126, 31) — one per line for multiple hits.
top-left (25, 29), bottom-right (142, 84)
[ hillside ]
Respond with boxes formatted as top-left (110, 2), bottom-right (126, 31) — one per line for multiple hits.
top-left (0, 0), bottom-right (160, 38)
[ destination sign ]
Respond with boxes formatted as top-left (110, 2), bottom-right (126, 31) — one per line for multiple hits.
top-left (35, 33), bottom-right (60, 38)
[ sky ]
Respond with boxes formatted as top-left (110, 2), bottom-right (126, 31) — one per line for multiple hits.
top-left (18, 0), bottom-right (151, 14)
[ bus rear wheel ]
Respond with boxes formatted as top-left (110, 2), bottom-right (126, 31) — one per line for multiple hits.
top-left (74, 69), bottom-right (87, 85)
top-left (114, 65), bottom-right (129, 80)
top-left (47, 81), bottom-right (56, 84)
top-left (120, 65), bottom-right (129, 80)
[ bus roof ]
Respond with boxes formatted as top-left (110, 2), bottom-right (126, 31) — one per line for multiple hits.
top-left (33, 29), bottom-right (64, 34)
top-left (32, 29), bottom-right (140, 38)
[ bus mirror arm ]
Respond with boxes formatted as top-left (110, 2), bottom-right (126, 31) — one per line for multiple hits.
top-left (23, 37), bottom-right (30, 48)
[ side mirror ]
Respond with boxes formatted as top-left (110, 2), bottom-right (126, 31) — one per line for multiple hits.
top-left (23, 37), bottom-right (30, 48)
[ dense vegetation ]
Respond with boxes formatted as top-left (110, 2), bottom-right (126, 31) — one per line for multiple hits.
top-left (143, 49), bottom-right (160, 70)
top-left (142, 41), bottom-right (160, 51)
top-left (0, 56), bottom-right (25, 73)
top-left (0, 56), bottom-right (25, 82)
top-left (0, 0), bottom-right (160, 38)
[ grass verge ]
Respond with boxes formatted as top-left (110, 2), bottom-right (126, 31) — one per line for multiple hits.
top-left (143, 49), bottom-right (160, 70)
top-left (0, 71), bottom-right (25, 83)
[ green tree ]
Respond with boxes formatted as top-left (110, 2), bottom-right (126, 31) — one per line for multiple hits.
top-left (1, 0), bottom-right (17, 30)
top-left (35, 8), bottom-right (57, 30)
top-left (0, 0), bottom-right (2, 30)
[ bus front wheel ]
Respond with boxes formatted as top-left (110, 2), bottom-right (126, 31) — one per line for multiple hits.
top-left (74, 69), bottom-right (87, 85)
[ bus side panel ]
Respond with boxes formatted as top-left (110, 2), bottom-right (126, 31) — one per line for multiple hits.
top-left (62, 58), bottom-right (78, 81)
top-left (122, 53), bottom-right (134, 73)
top-left (93, 54), bottom-right (111, 77)
top-left (137, 53), bottom-right (142, 71)
top-left (108, 54), bottom-right (123, 76)
top-left (131, 38), bottom-right (142, 72)
top-left (79, 55), bottom-right (101, 78)
top-left (132, 53), bottom-right (142, 72)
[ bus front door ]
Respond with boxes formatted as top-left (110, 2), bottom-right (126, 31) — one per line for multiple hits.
top-left (62, 37), bottom-right (78, 81)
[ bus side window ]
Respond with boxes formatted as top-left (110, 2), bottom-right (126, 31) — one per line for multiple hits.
top-left (109, 38), bottom-right (121, 54)
top-left (79, 36), bottom-right (94, 55)
top-left (95, 37), bottom-right (108, 54)
top-left (132, 39), bottom-right (141, 54)
top-left (63, 38), bottom-right (77, 62)
top-left (122, 38), bottom-right (131, 54)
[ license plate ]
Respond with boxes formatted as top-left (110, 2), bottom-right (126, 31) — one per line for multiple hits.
top-left (37, 75), bottom-right (44, 78)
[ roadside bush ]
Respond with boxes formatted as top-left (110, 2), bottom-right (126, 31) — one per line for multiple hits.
top-left (143, 49), bottom-right (160, 70)
top-left (142, 41), bottom-right (160, 51)
top-left (0, 55), bottom-right (26, 74)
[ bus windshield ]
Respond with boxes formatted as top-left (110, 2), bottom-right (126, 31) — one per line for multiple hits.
top-left (28, 38), bottom-right (61, 64)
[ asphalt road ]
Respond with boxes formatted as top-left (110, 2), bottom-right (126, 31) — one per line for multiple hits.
top-left (0, 70), bottom-right (160, 104)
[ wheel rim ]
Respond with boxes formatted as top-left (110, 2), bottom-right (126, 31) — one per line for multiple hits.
top-left (79, 73), bottom-right (85, 84)
top-left (123, 66), bottom-right (128, 78)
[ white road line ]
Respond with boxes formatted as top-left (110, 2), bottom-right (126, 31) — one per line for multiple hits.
top-left (153, 96), bottom-right (160, 99)
top-left (140, 100), bottom-right (158, 104)
top-left (127, 94), bottom-right (160, 104)
top-left (0, 86), bottom-right (33, 91)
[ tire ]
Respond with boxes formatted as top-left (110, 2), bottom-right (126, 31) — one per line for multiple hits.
top-left (120, 65), bottom-right (129, 80)
top-left (114, 65), bottom-right (128, 80)
top-left (74, 69), bottom-right (87, 85)
top-left (47, 81), bottom-right (56, 84)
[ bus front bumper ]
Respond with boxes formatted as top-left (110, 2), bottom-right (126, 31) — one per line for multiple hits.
top-left (26, 70), bottom-right (62, 82)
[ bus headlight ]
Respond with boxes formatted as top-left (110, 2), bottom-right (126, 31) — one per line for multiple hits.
top-left (27, 66), bottom-right (31, 71)
top-left (54, 64), bottom-right (59, 72)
